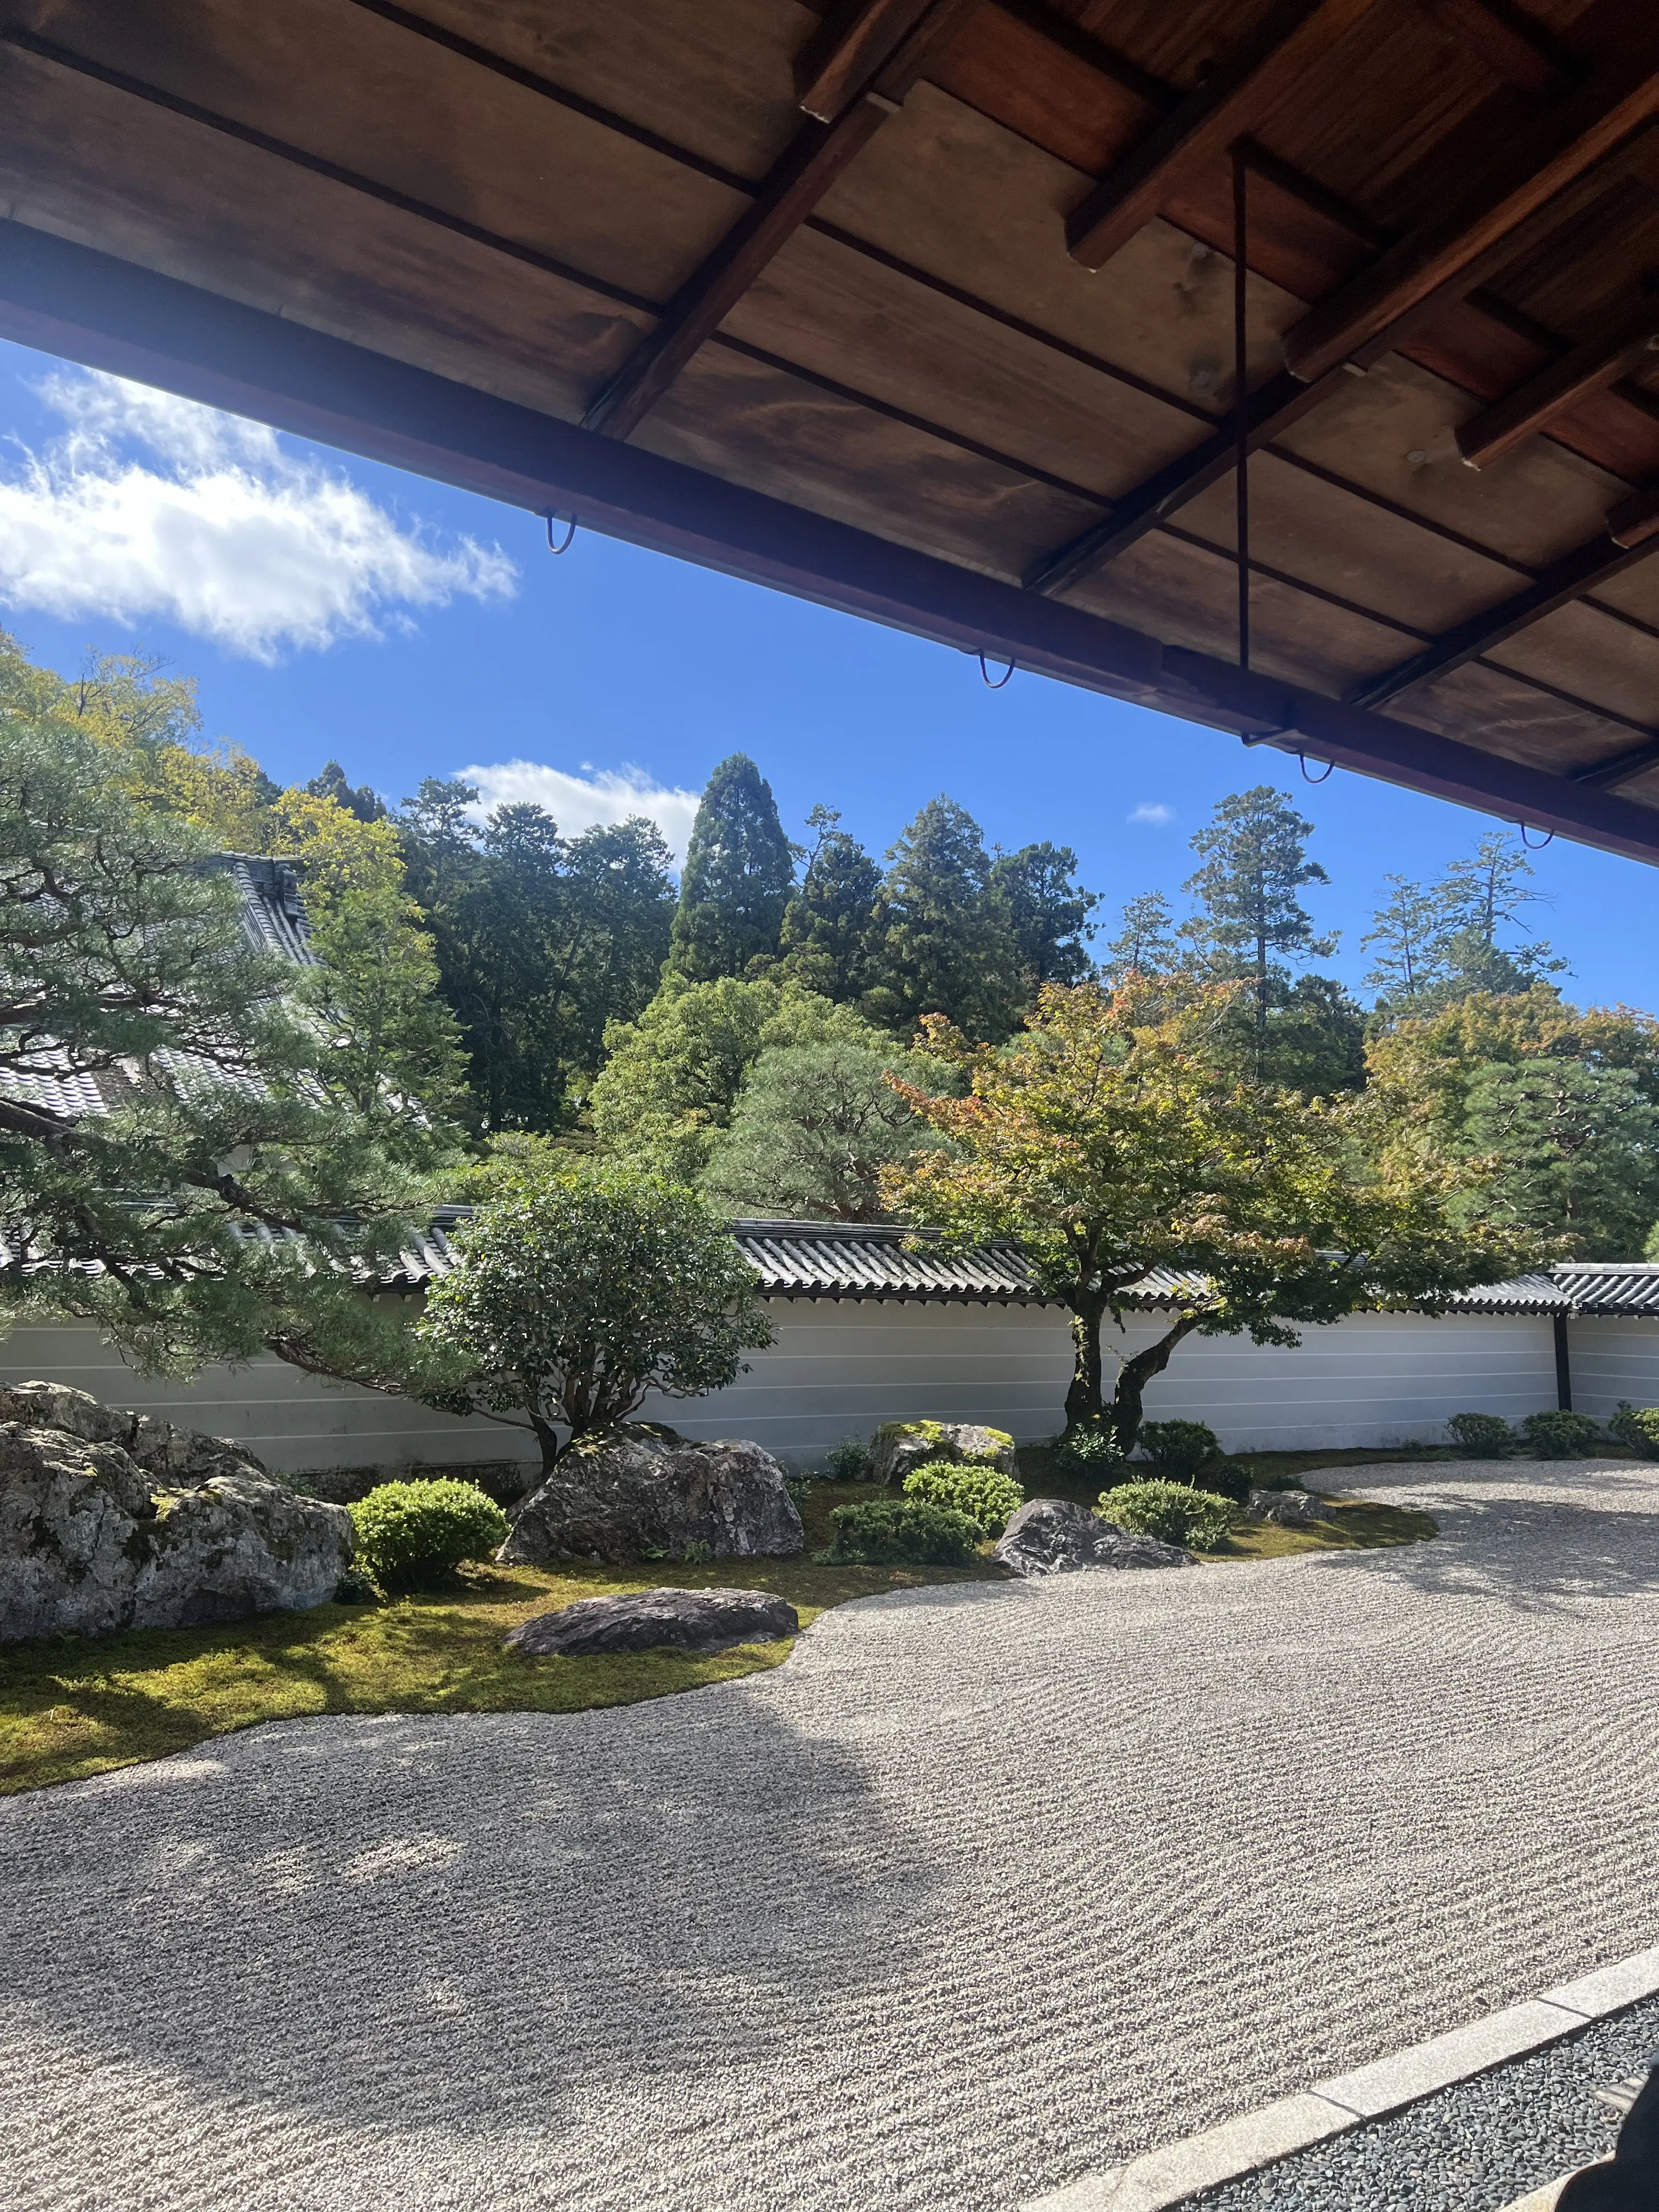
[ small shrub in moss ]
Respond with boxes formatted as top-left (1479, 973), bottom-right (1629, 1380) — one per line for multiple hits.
top-left (1098, 1479), bottom-right (1235, 1550)
top-left (823, 1436), bottom-right (871, 1480)
top-left (1137, 1419), bottom-right (1221, 1480)
top-left (1609, 1402), bottom-right (1659, 1458)
top-left (1520, 1409), bottom-right (1602, 1459)
top-left (1054, 1423), bottom-right (1125, 1480)
top-left (826, 1497), bottom-right (981, 1566)
top-left (1194, 1459), bottom-right (1252, 1505)
top-left (1446, 1412), bottom-right (1514, 1458)
top-left (349, 1479), bottom-right (510, 1592)
top-left (902, 1457), bottom-right (1024, 1537)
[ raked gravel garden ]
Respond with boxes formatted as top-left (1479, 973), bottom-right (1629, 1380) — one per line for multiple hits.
top-left (4, 1452), bottom-right (1659, 2212)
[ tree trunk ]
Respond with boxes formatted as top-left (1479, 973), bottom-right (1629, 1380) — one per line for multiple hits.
top-left (529, 1413), bottom-right (563, 1476)
top-left (1106, 1314), bottom-right (1204, 1454)
top-left (1063, 1294), bottom-right (1110, 1429)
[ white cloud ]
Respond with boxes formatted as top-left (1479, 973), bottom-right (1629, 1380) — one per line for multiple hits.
top-left (1128, 802), bottom-right (1175, 826)
top-left (460, 758), bottom-right (703, 864)
top-left (0, 368), bottom-right (516, 659)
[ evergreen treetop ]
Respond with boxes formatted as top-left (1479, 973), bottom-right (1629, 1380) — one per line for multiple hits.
top-left (668, 753), bottom-right (795, 982)
top-left (862, 795), bottom-right (1022, 1041)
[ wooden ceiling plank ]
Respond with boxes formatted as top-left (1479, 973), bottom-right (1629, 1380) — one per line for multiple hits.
top-left (1064, 0), bottom-right (1385, 272)
top-left (1420, 0), bottom-right (1578, 95)
top-left (1609, 479), bottom-right (1659, 545)
top-left (1457, 285), bottom-right (1659, 465)
top-left (1284, 31), bottom-right (1659, 382)
top-left (1350, 524), bottom-right (1659, 705)
top-left (1570, 731), bottom-right (1659, 786)
top-left (3, 215), bottom-right (1656, 856)
top-left (581, 0), bottom-right (981, 439)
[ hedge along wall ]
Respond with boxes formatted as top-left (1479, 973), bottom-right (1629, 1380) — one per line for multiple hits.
top-left (0, 1302), bottom-right (1576, 1474)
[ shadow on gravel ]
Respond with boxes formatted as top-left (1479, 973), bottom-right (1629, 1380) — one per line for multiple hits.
top-left (0, 1693), bottom-right (935, 2146)
top-left (1341, 1484), bottom-right (1659, 1614)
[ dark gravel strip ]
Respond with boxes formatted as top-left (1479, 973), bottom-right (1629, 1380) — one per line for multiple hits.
top-left (1190, 1996), bottom-right (1659, 2212)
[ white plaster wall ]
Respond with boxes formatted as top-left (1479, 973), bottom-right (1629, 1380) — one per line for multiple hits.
top-left (0, 1322), bottom-right (538, 1477)
top-left (1565, 1316), bottom-right (1659, 1419)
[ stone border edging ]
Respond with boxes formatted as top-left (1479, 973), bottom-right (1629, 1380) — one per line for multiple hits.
top-left (1023, 1944), bottom-right (1659, 2212)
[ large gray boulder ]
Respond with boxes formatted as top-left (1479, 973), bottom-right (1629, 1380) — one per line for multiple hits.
top-left (994, 1496), bottom-right (1195, 1577)
top-left (867, 1419), bottom-right (1017, 1486)
top-left (1248, 1486), bottom-right (1331, 1526)
top-left (500, 1423), bottom-right (804, 1567)
top-left (506, 1585), bottom-right (799, 1658)
top-left (0, 1383), bottom-right (354, 1644)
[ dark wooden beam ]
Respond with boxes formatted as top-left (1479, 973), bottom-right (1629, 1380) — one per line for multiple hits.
top-left (1349, 527), bottom-right (1659, 708)
top-left (1284, 29), bottom-right (1659, 382)
top-left (796, 0), bottom-right (939, 121)
top-left (1609, 479), bottom-right (1659, 546)
top-left (1064, 0), bottom-right (1383, 271)
top-left (1568, 732), bottom-right (1659, 788)
top-left (1457, 287), bottom-right (1659, 466)
top-left (582, 0), bottom-right (980, 439)
top-left (1420, 0), bottom-right (1577, 94)
top-left (1, 221), bottom-right (1656, 859)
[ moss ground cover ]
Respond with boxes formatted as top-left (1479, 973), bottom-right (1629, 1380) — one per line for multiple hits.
top-left (0, 1470), bottom-right (1434, 1795)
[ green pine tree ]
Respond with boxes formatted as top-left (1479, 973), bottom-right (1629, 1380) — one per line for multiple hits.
top-left (862, 796), bottom-right (1022, 1041)
top-left (668, 753), bottom-right (795, 981)
top-left (1183, 786), bottom-right (1335, 1078)
top-left (990, 841), bottom-right (1098, 992)
top-left (777, 804), bottom-right (882, 1003)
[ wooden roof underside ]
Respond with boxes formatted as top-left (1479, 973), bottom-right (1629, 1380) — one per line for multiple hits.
top-left (6, 0), bottom-right (1659, 855)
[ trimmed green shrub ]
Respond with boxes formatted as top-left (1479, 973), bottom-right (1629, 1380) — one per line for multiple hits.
top-left (1520, 1409), bottom-right (1603, 1459)
top-left (1054, 1423), bottom-right (1126, 1480)
top-left (826, 1497), bottom-right (981, 1566)
top-left (1137, 1419), bottom-right (1221, 1480)
top-left (1194, 1459), bottom-right (1252, 1505)
top-left (1446, 1412), bottom-right (1514, 1458)
top-left (824, 1436), bottom-right (871, 1480)
top-left (902, 1457), bottom-right (1025, 1538)
top-left (349, 1479), bottom-right (510, 1592)
top-left (1098, 1479), bottom-right (1235, 1550)
top-left (1609, 1402), bottom-right (1659, 1459)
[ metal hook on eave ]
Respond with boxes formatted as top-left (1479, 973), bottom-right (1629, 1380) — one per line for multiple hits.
top-left (545, 512), bottom-right (577, 555)
top-left (1520, 822), bottom-right (1554, 849)
top-left (1299, 752), bottom-right (1334, 783)
top-left (978, 651), bottom-right (1014, 689)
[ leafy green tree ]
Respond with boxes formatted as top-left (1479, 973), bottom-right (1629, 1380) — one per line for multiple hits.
top-left (777, 804), bottom-right (882, 1003)
top-left (883, 981), bottom-right (1520, 1448)
top-left (668, 753), bottom-right (795, 981)
top-left (588, 977), bottom-right (879, 1184)
top-left (0, 712), bottom-right (462, 1378)
top-left (304, 759), bottom-right (386, 823)
top-left (1255, 973), bottom-right (1367, 1098)
top-left (863, 797), bottom-right (1022, 1040)
top-left (702, 1039), bottom-right (947, 1221)
top-left (1102, 891), bottom-right (1180, 983)
top-left (990, 841), bottom-right (1098, 992)
top-left (417, 1163), bottom-right (772, 1471)
top-left (1183, 787), bottom-right (1335, 1075)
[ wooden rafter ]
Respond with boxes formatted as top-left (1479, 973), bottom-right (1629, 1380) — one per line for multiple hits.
top-left (1457, 287), bottom-right (1659, 467)
top-left (1064, 0), bottom-right (1384, 271)
top-left (581, 0), bottom-right (982, 441)
top-left (1570, 733), bottom-right (1659, 789)
top-left (4, 218), bottom-right (1658, 859)
top-left (796, 0), bottom-right (942, 122)
top-left (1420, 0), bottom-right (1577, 94)
top-left (1284, 30), bottom-right (1659, 382)
top-left (1348, 526), bottom-right (1659, 708)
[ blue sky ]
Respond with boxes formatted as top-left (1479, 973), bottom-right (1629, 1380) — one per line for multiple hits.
top-left (1, 334), bottom-right (1654, 1009)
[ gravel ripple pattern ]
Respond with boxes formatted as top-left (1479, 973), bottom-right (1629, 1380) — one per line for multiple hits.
top-left (1193, 1997), bottom-right (1659, 2211)
top-left (3, 1458), bottom-right (1658, 2212)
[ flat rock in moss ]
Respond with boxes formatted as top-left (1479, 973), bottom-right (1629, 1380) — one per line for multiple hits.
top-left (499, 1424), bottom-right (803, 1568)
top-left (0, 1383), bottom-right (353, 1643)
top-left (994, 1497), bottom-right (1195, 1577)
top-left (867, 1420), bottom-right (1016, 1487)
top-left (1249, 1487), bottom-right (1331, 1526)
top-left (506, 1585), bottom-right (799, 1657)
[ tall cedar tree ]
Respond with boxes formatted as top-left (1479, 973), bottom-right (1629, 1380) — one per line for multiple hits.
top-left (1102, 891), bottom-right (1180, 982)
top-left (863, 797), bottom-right (1022, 1041)
top-left (777, 805), bottom-right (882, 1002)
top-left (1183, 786), bottom-right (1338, 1082)
top-left (884, 981), bottom-right (1530, 1447)
top-left (668, 753), bottom-right (795, 981)
top-left (990, 841), bottom-right (1099, 990)
top-left (1364, 834), bottom-right (1567, 1013)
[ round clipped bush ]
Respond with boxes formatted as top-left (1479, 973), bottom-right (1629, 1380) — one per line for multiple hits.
top-left (1098, 1479), bottom-right (1235, 1551)
top-left (1137, 1419), bottom-right (1221, 1481)
top-left (824, 1435), bottom-right (871, 1480)
top-left (903, 1457), bottom-right (1025, 1538)
top-left (826, 1497), bottom-right (981, 1566)
top-left (1520, 1409), bottom-right (1603, 1460)
top-left (1055, 1423), bottom-right (1126, 1480)
top-left (1609, 1402), bottom-right (1659, 1459)
top-left (1446, 1411), bottom-right (1514, 1458)
top-left (349, 1479), bottom-right (510, 1592)
top-left (1194, 1459), bottom-right (1252, 1505)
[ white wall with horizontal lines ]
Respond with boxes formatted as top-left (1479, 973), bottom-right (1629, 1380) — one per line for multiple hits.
top-left (0, 1300), bottom-right (1594, 1472)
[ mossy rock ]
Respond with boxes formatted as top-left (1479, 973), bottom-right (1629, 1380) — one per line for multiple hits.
top-left (867, 1420), bottom-right (1016, 1486)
